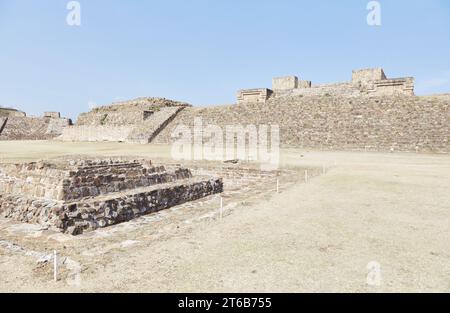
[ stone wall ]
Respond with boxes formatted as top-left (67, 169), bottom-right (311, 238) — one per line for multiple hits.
top-left (59, 125), bottom-right (133, 142)
top-left (43, 112), bottom-right (61, 118)
top-left (0, 117), bottom-right (7, 135)
top-left (0, 160), bottom-right (191, 202)
top-left (8, 111), bottom-right (26, 117)
top-left (274, 79), bottom-right (414, 98)
top-left (273, 76), bottom-right (298, 90)
top-left (0, 159), bottom-right (223, 235)
top-left (352, 68), bottom-right (387, 82)
top-left (0, 116), bottom-right (70, 140)
top-left (0, 117), bottom-right (48, 140)
top-left (240, 68), bottom-right (415, 103)
top-left (298, 80), bottom-right (312, 88)
top-left (46, 118), bottom-right (72, 136)
top-left (0, 162), bottom-right (65, 200)
top-left (364, 77), bottom-right (415, 96)
top-left (237, 88), bottom-right (273, 104)
top-left (60, 106), bottom-right (187, 143)
top-left (62, 97), bottom-right (189, 143)
top-left (0, 178), bottom-right (222, 235)
top-left (154, 94), bottom-right (450, 153)
top-left (77, 110), bottom-right (145, 126)
top-left (61, 161), bottom-right (192, 201)
top-left (276, 82), bottom-right (362, 98)
top-left (0, 108), bottom-right (24, 117)
top-left (126, 106), bottom-right (186, 143)
top-left (106, 97), bottom-right (190, 109)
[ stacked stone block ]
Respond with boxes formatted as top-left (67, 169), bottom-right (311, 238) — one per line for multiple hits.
top-left (0, 113), bottom-right (71, 141)
top-left (58, 126), bottom-right (133, 142)
top-left (154, 94), bottom-right (450, 153)
top-left (0, 117), bottom-right (7, 135)
top-left (352, 68), bottom-right (387, 82)
top-left (0, 159), bottom-right (223, 235)
top-left (60, 97), bottom-right (189, 143)
top-left (43, 112), bottom-right (61, 118)
top-left (238, 68), bottom-right (415, 104)
top-left (237, 89), bottom-right (273, 104)
top-left (273, 76), bottom-right (299, 90)
top-left (126, 106), bottom-right (186, 143)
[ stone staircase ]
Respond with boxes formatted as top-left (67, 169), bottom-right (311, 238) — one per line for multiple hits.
top-left (0, 117), bottom-right (7, 135)
top-left (127, 106), bottom-right (186, 143)
top-left (152, 94), bottom-right (450, 153)
top-left (61, 176), bottom-right (222, 233)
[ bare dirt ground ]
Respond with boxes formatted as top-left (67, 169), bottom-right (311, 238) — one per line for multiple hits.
top-left (0, 141), bottom-right (449, 292)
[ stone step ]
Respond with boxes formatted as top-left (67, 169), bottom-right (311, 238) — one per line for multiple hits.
top-left (0, 175), bottom-right (223, 235)
top-left (127, 106), bottom-right (186, 143)
top-left (0, 117), bottom-right (7, 135)
top-left (59, 176), bottom-right (223, 234)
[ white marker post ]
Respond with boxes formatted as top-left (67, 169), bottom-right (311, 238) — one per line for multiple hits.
top-left (53, 250), bottom-right (58, 282)
top-left (305, 170), bottom-right (308, 183)
top-left (276, 179), bottom-right (280, 193)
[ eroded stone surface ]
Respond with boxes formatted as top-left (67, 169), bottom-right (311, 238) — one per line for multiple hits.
top-left (59, 97), bottom-right (190, 143)
top-left (0, 158), bottom-right (223, 235)
top-left (0, 110), bottom-right (71, 140)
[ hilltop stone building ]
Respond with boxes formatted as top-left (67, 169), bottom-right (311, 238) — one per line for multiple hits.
top-left (237, 68), bottom-right (415, 104)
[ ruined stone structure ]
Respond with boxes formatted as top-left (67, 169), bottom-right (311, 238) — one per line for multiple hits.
top-left (56, 68), bottom-right (449, 153)
top-left (154, 94), bottom-right (449, 153)
top-left (273, 76), bottom-right (299, 90)
top-left (43, 112), bottom-right (61, 119)
top-left (238, 68), bottom-right (415, 104)
top-left (3, 68), bottom-right (447, 154)
top-left (60, 97), bottom-right (190, 143)
top-left (0, 159), bottom-right (223, 235)
top-left (236, 89), bottom-right (273, 105)
top-left (151, 68), bottom-right (447, 153)
top-left (60, 126), bottom-right (133, 142)
top-left (0, 107), bottom-right (25, 117)
top-left (0, 110), bottom-right (71, 140)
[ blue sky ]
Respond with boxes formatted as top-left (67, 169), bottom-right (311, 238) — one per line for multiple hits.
top-left (0, 0), bottom-right (449, 119)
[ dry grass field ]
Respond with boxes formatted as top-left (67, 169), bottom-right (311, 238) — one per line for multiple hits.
top-left (0, 141), bottom-right (449, 292)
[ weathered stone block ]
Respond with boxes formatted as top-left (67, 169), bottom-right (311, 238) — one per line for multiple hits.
top-left (44, 112), bottom-right (61, 118)
top-left (9, 111), bottom-right (27, 117)
top-left (273, 76), bottom-right (299, 90)
top-left (0, 158), bottom-right (223, 235)
top-left (352, 68), bottom-right (387, 83)
top-left (237, 88), bottom-right (273, 104)
top-left (298, 80), bottom-right (312, 89)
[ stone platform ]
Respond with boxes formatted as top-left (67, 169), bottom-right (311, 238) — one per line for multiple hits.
top-left (0, 159), bottom-right (223, 235)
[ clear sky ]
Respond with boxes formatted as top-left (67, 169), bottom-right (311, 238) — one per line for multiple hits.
top-left (0, 0), bottom-right (449, 119)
